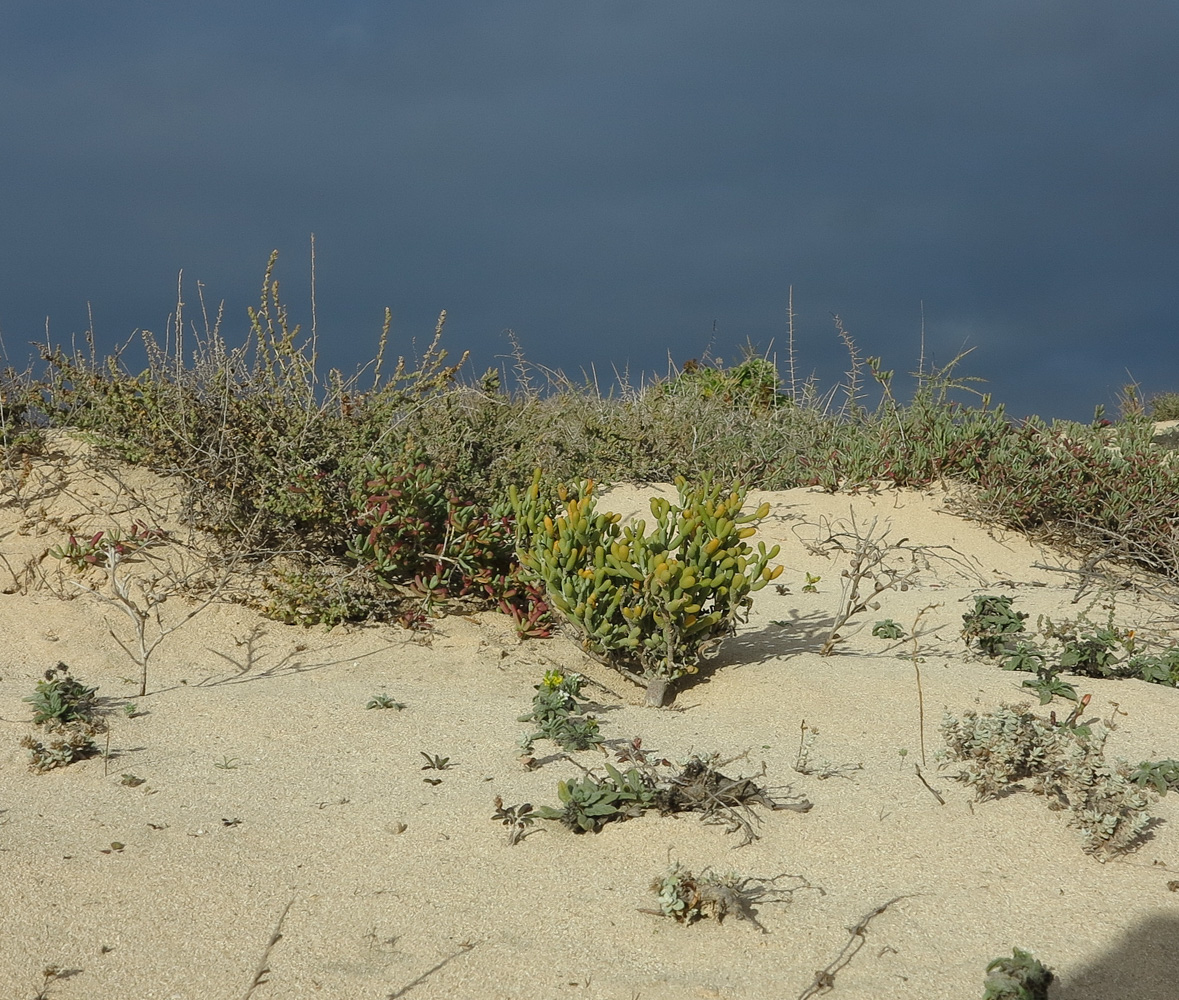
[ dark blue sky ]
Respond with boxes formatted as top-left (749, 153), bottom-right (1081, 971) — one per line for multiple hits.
top-left (2, 2), bottom-right (1177, 421)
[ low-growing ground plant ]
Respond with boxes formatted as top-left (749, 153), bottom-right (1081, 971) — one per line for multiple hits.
top-left (646, 862), bottom-right (822, 932)
top-left (965, 594), bottom-right (1179, 692)
top-left (538, 762), bottom-right (656, 833)
top-left (941, 702), bottom-right (1156, 856)
top-left (24, 661), bottom-right (98, 725)
top-left (983, 947), bottom-right (1054, 1000)
top-left (512, 472), bottom-right (781, 705)
top-left (517, 670), bottom-right (603, 754)
top-left (962, 595), bottom-right (1029, 657)
top-left (538, 754), bottom-right (811, 845)
top-left (871, 618), bottom-right (905, 639)
top-left (366, 693), bottom-right (405, 711)
top-left (20, 663), bottom-right (106, 772)
top-left (1129, 758), bottom-right (1179, 795)
top-left (48, 521), bottom-right (167, 571)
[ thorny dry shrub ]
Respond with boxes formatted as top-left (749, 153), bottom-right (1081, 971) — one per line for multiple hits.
top-left (941, 703), bottom-right (1156, 857)
top-left (953, 417), bottom-right (1179, 585)
top-left (0, 362), bottom-right (44, 464)
top-left (39, 255), bottom-right (468, 554)
top-left (18, 256), bottom-right (1179, 631)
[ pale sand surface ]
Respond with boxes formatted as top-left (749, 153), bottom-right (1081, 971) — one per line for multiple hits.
top-left (3, 445), bottom-right (1179, 999)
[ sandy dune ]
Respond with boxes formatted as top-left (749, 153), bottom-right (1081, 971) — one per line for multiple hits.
top-left (2, 443), bottom-right (1178, 999)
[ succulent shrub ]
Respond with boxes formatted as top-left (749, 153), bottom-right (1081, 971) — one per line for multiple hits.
top-left (512, 472), bottom-right (781, 704)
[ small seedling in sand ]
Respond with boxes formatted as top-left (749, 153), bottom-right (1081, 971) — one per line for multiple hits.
top-left (20, 663), bottom-right (105, 772)
top-left (872, 619), bottom-right (905, 639)
top-left (612, 735), bottom-right (669, 766)
top-left (366, 693), bottom-right (405, 711)
top-left (517, 670), bottom-right (603, 754)
top-left (24, 662), bottom-right (97, 725)
top-left (122, 702), bottom-right (141, 718)
top-left (420, 752), bottom-right (453, 770)
top-left (31, 964), bottom-right (80, 1000)
top-left (793, 720), bottom-right (863, 780)
top-left (983, 947), bottom-right (1054, 1000)
top-left (213, 755), bottom-right (241, 770)
top-left (801, 572), bottom-right (821, 594)
top-left (491, 796), bottom-right (540, 845)
top-left (120, 773), bottom-right (145, 787)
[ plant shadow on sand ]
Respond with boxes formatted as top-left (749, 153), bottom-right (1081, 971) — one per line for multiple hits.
top-left (649, 612), bottom-right (831, 704)
top-left (1053, 911), bottom-right (1179, 999)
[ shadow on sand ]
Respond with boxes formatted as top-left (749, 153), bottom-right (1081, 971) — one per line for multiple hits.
top-left (1050, 910), bottom-right (1179, 999)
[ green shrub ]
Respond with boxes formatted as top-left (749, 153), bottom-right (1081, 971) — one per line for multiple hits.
top-left (0, 363), bottom-right (42, 459)
top-left (957, 417), bottom-right (1179, 582)
top-left (1148, 391), bottom-right (1179, 421)
top-left (657, 353), bottom-right (784, 411)
top-left (512, 472), bottom-right (781, 704)
top-left (347, 447), bottom-right (551, 633)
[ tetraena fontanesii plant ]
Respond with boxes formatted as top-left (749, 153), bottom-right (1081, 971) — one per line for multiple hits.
top-left (511, 471), bottom-right (782, 705)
